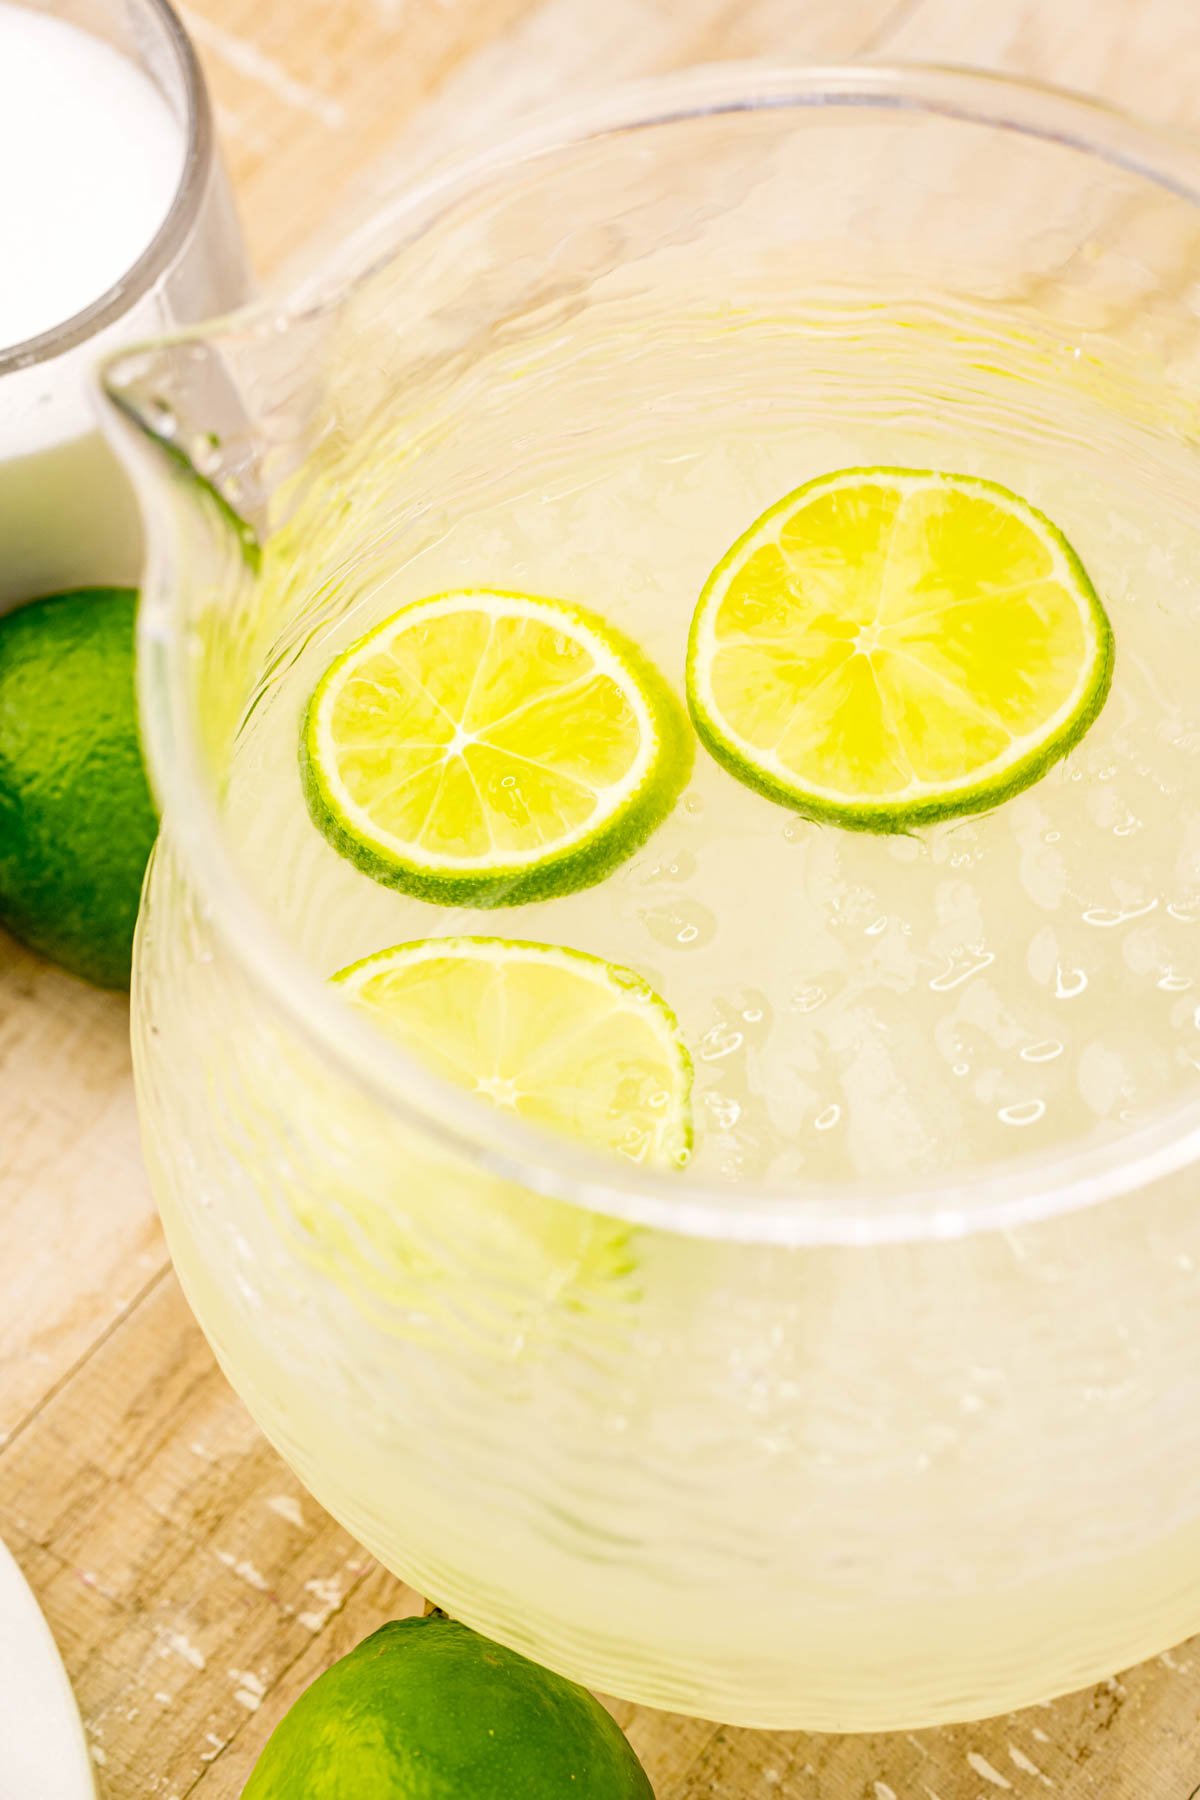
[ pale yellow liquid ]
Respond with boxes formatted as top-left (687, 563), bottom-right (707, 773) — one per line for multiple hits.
top-left (141, 297), bottom-right (1200, 1728)
top-left (224, 324), bottom-right (1200, 1198)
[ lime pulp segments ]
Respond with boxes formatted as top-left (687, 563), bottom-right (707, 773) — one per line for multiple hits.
top-left (334, 936), bottom-right (693, 1169)
top-left (303, 590), bottom-right (692, 904)
top-left (686, 467), bottom-right (1114, 831)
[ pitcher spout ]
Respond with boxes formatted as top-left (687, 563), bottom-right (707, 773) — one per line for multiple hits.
top-left (101, 327), bottom-right (267, 571)
top-left (99, 306), bottom-right (332, 791)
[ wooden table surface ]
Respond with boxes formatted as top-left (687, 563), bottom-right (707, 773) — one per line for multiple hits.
top-left (6, 0), bottom-right (1200, 1794)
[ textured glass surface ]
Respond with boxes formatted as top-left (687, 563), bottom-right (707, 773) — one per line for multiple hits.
top-left (109, 69), bottom-right (1200, 1727)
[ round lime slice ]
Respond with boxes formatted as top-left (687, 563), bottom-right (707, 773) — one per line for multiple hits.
top-left (303, 590), bottom-right (691, 904)
top-left (334, 936), bottom-right (693, 1169)
top-left (686, 467), bottom-right (1114, 831)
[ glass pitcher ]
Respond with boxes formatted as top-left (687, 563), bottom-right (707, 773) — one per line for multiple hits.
top-left (102, 64), bottom-right (1200, 1730)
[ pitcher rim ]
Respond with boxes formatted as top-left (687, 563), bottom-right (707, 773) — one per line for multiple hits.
top-left (119, 60), bottom-right (1200, 1248)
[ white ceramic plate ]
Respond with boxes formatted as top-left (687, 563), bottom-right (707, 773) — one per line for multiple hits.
top-left (0, 1537), bottom-right (95, 1798)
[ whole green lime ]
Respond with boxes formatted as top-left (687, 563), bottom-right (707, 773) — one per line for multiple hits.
top-left (242, 1614), bottom-right (655, 1798)
top-left (0, 588), bottom-right (157, 988)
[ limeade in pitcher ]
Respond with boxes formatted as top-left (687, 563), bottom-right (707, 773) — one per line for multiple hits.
top-left (223, 332), bottom-right (1196, 1198)
top-left (126, 90), bottom-right (1200, 1727)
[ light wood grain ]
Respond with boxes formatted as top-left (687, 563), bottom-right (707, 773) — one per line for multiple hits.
top-left (884, 0), bottom-right (1200, 124)
top-left (5, 0), bottom-right (1200, 1794)
top-left (0, 939), bottom-right (158, 1439)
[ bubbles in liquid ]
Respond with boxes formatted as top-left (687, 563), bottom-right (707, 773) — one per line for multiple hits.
top-left (998, 1099), bottom-right (1047, 1127)
top-left (698, 1023), bottom-right (745, 1063)
top-left (638, 900), bottom-right (717, 950)
top-left (1055, 964), bottom-right (1090, 1000)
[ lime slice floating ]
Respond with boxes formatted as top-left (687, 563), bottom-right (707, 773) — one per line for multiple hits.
top-left (303, 590), bottom-right (691, 905)
top-left (334, 936), bottom-right (693, 1169)
top-left (686, 467), bottom-right (1114, 831)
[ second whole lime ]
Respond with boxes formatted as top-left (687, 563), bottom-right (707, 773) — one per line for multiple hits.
top-left (0, 587), bottom-right (156, 987)
top-left (241, 1613), bottom-right (655, 1798)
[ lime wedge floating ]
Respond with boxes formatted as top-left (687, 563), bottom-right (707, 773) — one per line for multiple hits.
top-left (686, 467), bottom-right (1114, 832)
top-left (334, 937), bottom-right (693, 1169)
top-left (303, 590), bottom-right (691, 905)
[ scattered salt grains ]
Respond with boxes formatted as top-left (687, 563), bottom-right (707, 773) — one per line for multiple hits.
top-left (966, 1750), bottom-right (1013, 1789)
top-left (214, 1548), bottom-right (269, 1590)
top-left (161, 1630), bottom-right (206, 1670)
top-left (230, 1667), bottom-right (266, 1711)
top-left (305, 1575), bottom-right (344, 1608)
top-left (199, 1731), bottom-right (227, 1763)
top-left (266, 1493), bottom-right (307, 1529)
top-left (1008, 1743), bottom-right (1050, 1781)
top-left (298, 1572), bottom-right (345, 1631)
